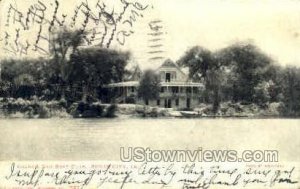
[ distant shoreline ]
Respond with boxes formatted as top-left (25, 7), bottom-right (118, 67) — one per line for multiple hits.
top-left (1, 98), bottom-right (299, 119)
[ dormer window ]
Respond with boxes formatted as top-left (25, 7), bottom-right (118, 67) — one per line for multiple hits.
top-left (166, 73), bottom-right (171, 82)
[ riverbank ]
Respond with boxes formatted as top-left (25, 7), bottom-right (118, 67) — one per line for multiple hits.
top-left (0, 98), bottom-right (116, 119)
top-left (0, 97), bottom-right (289, 119)
top-left (116, 102), bottom-right (282, 118)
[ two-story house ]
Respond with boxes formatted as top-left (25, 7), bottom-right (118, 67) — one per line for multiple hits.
top-left (107, 59), bottom-right (204, 109)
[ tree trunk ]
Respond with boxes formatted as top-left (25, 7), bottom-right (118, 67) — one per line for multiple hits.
top-left (81, 85), bottom-right (88, 102)
top-left (60, 86), bottom-right (66, 101)
top-left (212, 86), bottom-right (220, 114)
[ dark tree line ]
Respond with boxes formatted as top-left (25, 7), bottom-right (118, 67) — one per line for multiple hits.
top-left (1, 29), bottom-right (300, 117)
top-left (0, 28), bottom-right (130, 104)
top-left (178, 43), bottom-right (300, 116)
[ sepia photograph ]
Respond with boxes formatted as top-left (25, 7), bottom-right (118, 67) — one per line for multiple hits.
top-left (0, 0), bottom-right (299, 188)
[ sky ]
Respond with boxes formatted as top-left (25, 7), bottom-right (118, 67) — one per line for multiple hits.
top-left (123, 0), bottom-right (300, 69)
top-left (1, 0), bottom-right (300, 69)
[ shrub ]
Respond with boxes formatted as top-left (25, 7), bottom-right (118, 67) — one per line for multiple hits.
top-left (68, 102), bottom-right (80, 117)
top-left (81, 110), bottom-right (98, 118)
top-left (89, 104), bottom-right (103, 117)
top-left (38, 105), bottom-right (51, 118)
top-left (69, 101), bottom-right (104, 118)
top-left (149, 108), bottom-right (159, 117)
top-left (105, 104), bottom-right (117, 118)
top-left (125, 96), bottom-right (136, 104)
top-left (58, 99), bottom-right (68, 108)
top-left (77, 101), bottom-right (90, 114)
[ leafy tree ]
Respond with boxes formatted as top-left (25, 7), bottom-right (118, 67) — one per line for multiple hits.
top-left (177, 46), bottom-right (217, 81)
top-left (178, 43), bottom-right (276, 112)
top-left (69, 47), bottom-right (130, 102)
top-left (49, 27), bottom-right (86, 99)
top-left (280, 67), bottom-right (300, 116)
top-left (253, 81), bottom-right (271, 107)
top-left (177, 46), bottom-right (226, 113)
top-left (137, 69), bottom-right (160, 104)
top-left (217, 43), bottom-right (274, 103)
top-left (263, 65), bottom-right (285, 102)
top-left (0, 58), bottom-right (48, 98)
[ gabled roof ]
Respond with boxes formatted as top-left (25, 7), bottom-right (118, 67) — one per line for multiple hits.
top-left (127, 65), bottom-right (142, 81)
top-left (160, 59), bottom-right (177, 68)
top-left (158, 59), bottom-right (187, 77)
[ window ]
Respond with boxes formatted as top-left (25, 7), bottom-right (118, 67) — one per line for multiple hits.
top-left (172, 87), bottom-right (179, 93)
top-left (165, 73), bottom-right (171, 82)
top-left (193, 87), bottom-right (199, 93)
top-left (186, 98), bottom-right (191, 108)
top-left (145, 100), bottom-right (149, 105)
top-left (167, 99), bottom-right (172, 108)
top-left (161, 87), bottom-right (165, 93)
top-left (186, 87), bottom-right (192, 93)
top-left (157, 99), bottom-right (160, 106)
top-left (175, 98), bottom-right (179, 106)
top-left (131, 87), bottom-right (135, 92)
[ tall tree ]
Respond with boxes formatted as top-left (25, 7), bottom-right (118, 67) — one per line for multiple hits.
top-left (281, 67), bottom-right (300, 116)
top-left (217, 43), bottom-right (274, 103)
top-left (178, 43), bottom-right (275, 111)
top-left (49, 27), bottom-right (86, 100)
top-left (0, 58), bottom-right (48, 98)
top-left (69, 47), bottom-right (130, 102)
top-left (137, 69), bottom-right (160, 104)
top-left (177, 46), bottom-right (225, 113)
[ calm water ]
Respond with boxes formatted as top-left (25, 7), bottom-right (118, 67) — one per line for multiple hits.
top-left (0, 118), bottom-right (299, 161)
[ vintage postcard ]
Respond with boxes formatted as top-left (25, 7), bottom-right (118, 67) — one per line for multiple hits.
top-left (0, 0), bottom-right (299, 188)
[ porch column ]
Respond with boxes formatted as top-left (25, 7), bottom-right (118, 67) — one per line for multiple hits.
top-left (123, 86), bottom-right (126, 103)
